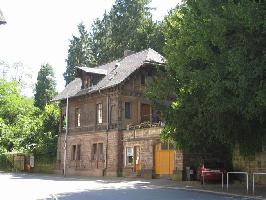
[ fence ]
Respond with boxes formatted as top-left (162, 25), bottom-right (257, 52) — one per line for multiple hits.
top-left (252, 172), bottom-right (266, 195)
top-left (227, 171), bottom-right (249, 194)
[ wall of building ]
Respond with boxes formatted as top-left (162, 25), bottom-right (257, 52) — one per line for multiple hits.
top-left (62, 91), bottom-right (119, 134)
top-left (56, 66), bottom-right (186, 178)
top-left (122, 127), bottom-right (161, 177)
top-left (57, 129), bottom-right (123, 177)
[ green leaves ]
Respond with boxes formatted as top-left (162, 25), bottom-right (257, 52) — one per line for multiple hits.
top-left (150, 0), bottom-right (266, 155)
top-left (0, 79), bottom-right (59, 160)
top-left (34, 64), bottom-right (57, 110)
top-left (64, 23), bottom-right (96, 85)
top-left (64, 0), bottom-right (166, 85)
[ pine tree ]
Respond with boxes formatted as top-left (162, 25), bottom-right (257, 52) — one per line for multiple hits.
top-left (64, 23), bottom-right (95, 85)
top-left (34, 64), bottom-right (57, 110)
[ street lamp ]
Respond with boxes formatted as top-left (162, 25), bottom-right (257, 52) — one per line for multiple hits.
top-left (0, 9), bottom-right (6, 25)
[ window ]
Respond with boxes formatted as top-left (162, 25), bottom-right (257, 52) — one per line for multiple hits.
top-left (141, 104), bottom-right (150, 122)
top-left (97, 103), bottom-right (103, 124)
top-left (98, 143), bottom-right (103, 160)
top-left (92, 143), bottom-right (97, 160)
top-left (75, 108), bottom-right (81, 127)
top-left (61, 114), bottom-right (66, 130)
top-left (85, 76), bottom-right (90, 88)
top-left (126, 147), bottom-right (134, 166)
top-left (77, 145), bottom-right (81, 160)
top-left (92, 143), bottom-right (104, 160)
top-left (71, 145), bottom-right (76, 160)
top-left (125, 102), bottom-right (131, 119)
top-left (141, 74), bottom-right (145, 86)
top-left (71, 144), bottom-right (81, 160)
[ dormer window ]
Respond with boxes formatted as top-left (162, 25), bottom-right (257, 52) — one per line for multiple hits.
top-left (76, 66), bottom-right (107, 89)
top-left (85, 76), bottom-right (91, 88)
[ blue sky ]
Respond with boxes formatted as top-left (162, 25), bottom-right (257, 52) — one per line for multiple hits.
top-left (0, 0), bottom-right (180, 96)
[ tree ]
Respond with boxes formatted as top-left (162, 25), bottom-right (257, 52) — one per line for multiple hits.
top-left (0, 79), bottom-right (59, 160)
top-left (34, 64), bottom-right (57, 110)
top-left (0, 60), bottom-right (33, 95)
top-left (90, 0), bottom-right (165, 65)
top-left (0, 80), bottom-right (39, 152)
top-left (63, 0), bottom-right (167, 85)
top-left (148, 0), bottom-right (266, 155)
top-left (64, 23), bottom-right (95, 85)
top-left (32, 104), bottom-right (59, 161)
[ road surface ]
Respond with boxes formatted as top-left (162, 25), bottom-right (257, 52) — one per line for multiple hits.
top-left (0, 172), bottom-right (250, 200)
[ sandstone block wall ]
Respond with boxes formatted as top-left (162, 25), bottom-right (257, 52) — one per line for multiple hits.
top-left (57, 129), bottom-right (122, 177)
top-left (233, 147), bottom-right (266, 184)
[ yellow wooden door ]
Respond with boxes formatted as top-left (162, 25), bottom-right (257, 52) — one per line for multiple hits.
top-left (155, 144), bottom-right (175, 175)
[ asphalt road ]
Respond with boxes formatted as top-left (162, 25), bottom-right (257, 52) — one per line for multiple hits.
top-left (0, 172), bottom-right (251, 200)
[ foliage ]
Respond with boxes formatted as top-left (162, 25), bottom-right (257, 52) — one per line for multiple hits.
top-left (0, 80), bottom-right (59, 160)
top-left (64, 0), bottom-right (166, 84)
top-left (90, 0), bottom-right (165, 64)
top-left (148, 0), bottom-right (266, 155)
top-left (64, 23), bottom-right (95, 85)
top-left (34, 104), bottom-right (60, 161)
top-left (34, 63), bottom-right (57, 110)
top-left (0, 60), bottom-right (33, 93)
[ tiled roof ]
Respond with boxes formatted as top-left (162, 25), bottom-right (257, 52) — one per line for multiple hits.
top-left (53, 78), bottom-right (82, 101)
top-left (53, 48), bottom-right (165, 101)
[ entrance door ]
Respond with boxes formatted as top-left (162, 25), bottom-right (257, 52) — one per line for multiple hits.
top-left (155, 143), bottom-right (175, 175)
top-left (134, 146), bottom-right (141, 172)
top-left (141, 104), bottom-right (150, 122)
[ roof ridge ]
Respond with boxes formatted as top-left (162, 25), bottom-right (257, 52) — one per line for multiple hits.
top-left (95, 48), bottom-right (152, 69)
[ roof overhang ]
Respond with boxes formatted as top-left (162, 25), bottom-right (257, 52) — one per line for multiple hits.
top-left (76, 66), bottom-right (107, 75)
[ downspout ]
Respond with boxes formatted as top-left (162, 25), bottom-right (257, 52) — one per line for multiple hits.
top-left (105, 94), bottom-right (109, 176)
top-left (63, 93), bottom-right (69, 176)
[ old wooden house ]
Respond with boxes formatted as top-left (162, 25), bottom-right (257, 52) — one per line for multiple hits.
top-left (54, 49), bottom-right (189, 178)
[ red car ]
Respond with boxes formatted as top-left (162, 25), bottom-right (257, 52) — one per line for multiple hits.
top-left (197, 159), bottom-right (226, 184)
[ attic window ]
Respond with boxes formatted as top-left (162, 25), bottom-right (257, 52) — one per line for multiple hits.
top-left (88, 77), bottom-right (92, 87)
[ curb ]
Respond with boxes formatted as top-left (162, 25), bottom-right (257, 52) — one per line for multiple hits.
top-left (163, 185), bottom-right (266, 200)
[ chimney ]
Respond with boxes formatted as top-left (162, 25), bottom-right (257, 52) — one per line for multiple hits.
top-left (0, 9), bottom-right (6, 25)
top-left (123, 50), bottom-right (135, 57)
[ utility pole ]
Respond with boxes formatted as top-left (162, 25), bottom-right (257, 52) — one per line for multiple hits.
top-left (63, 93), bottom-right (69, 176)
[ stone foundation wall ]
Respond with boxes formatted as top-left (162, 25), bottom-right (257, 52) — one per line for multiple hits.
top-left (233, 147), bottom-right (266, 184)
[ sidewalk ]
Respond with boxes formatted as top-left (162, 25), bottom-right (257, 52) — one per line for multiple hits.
top-left (147, 179), bottom-right (266, 199)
